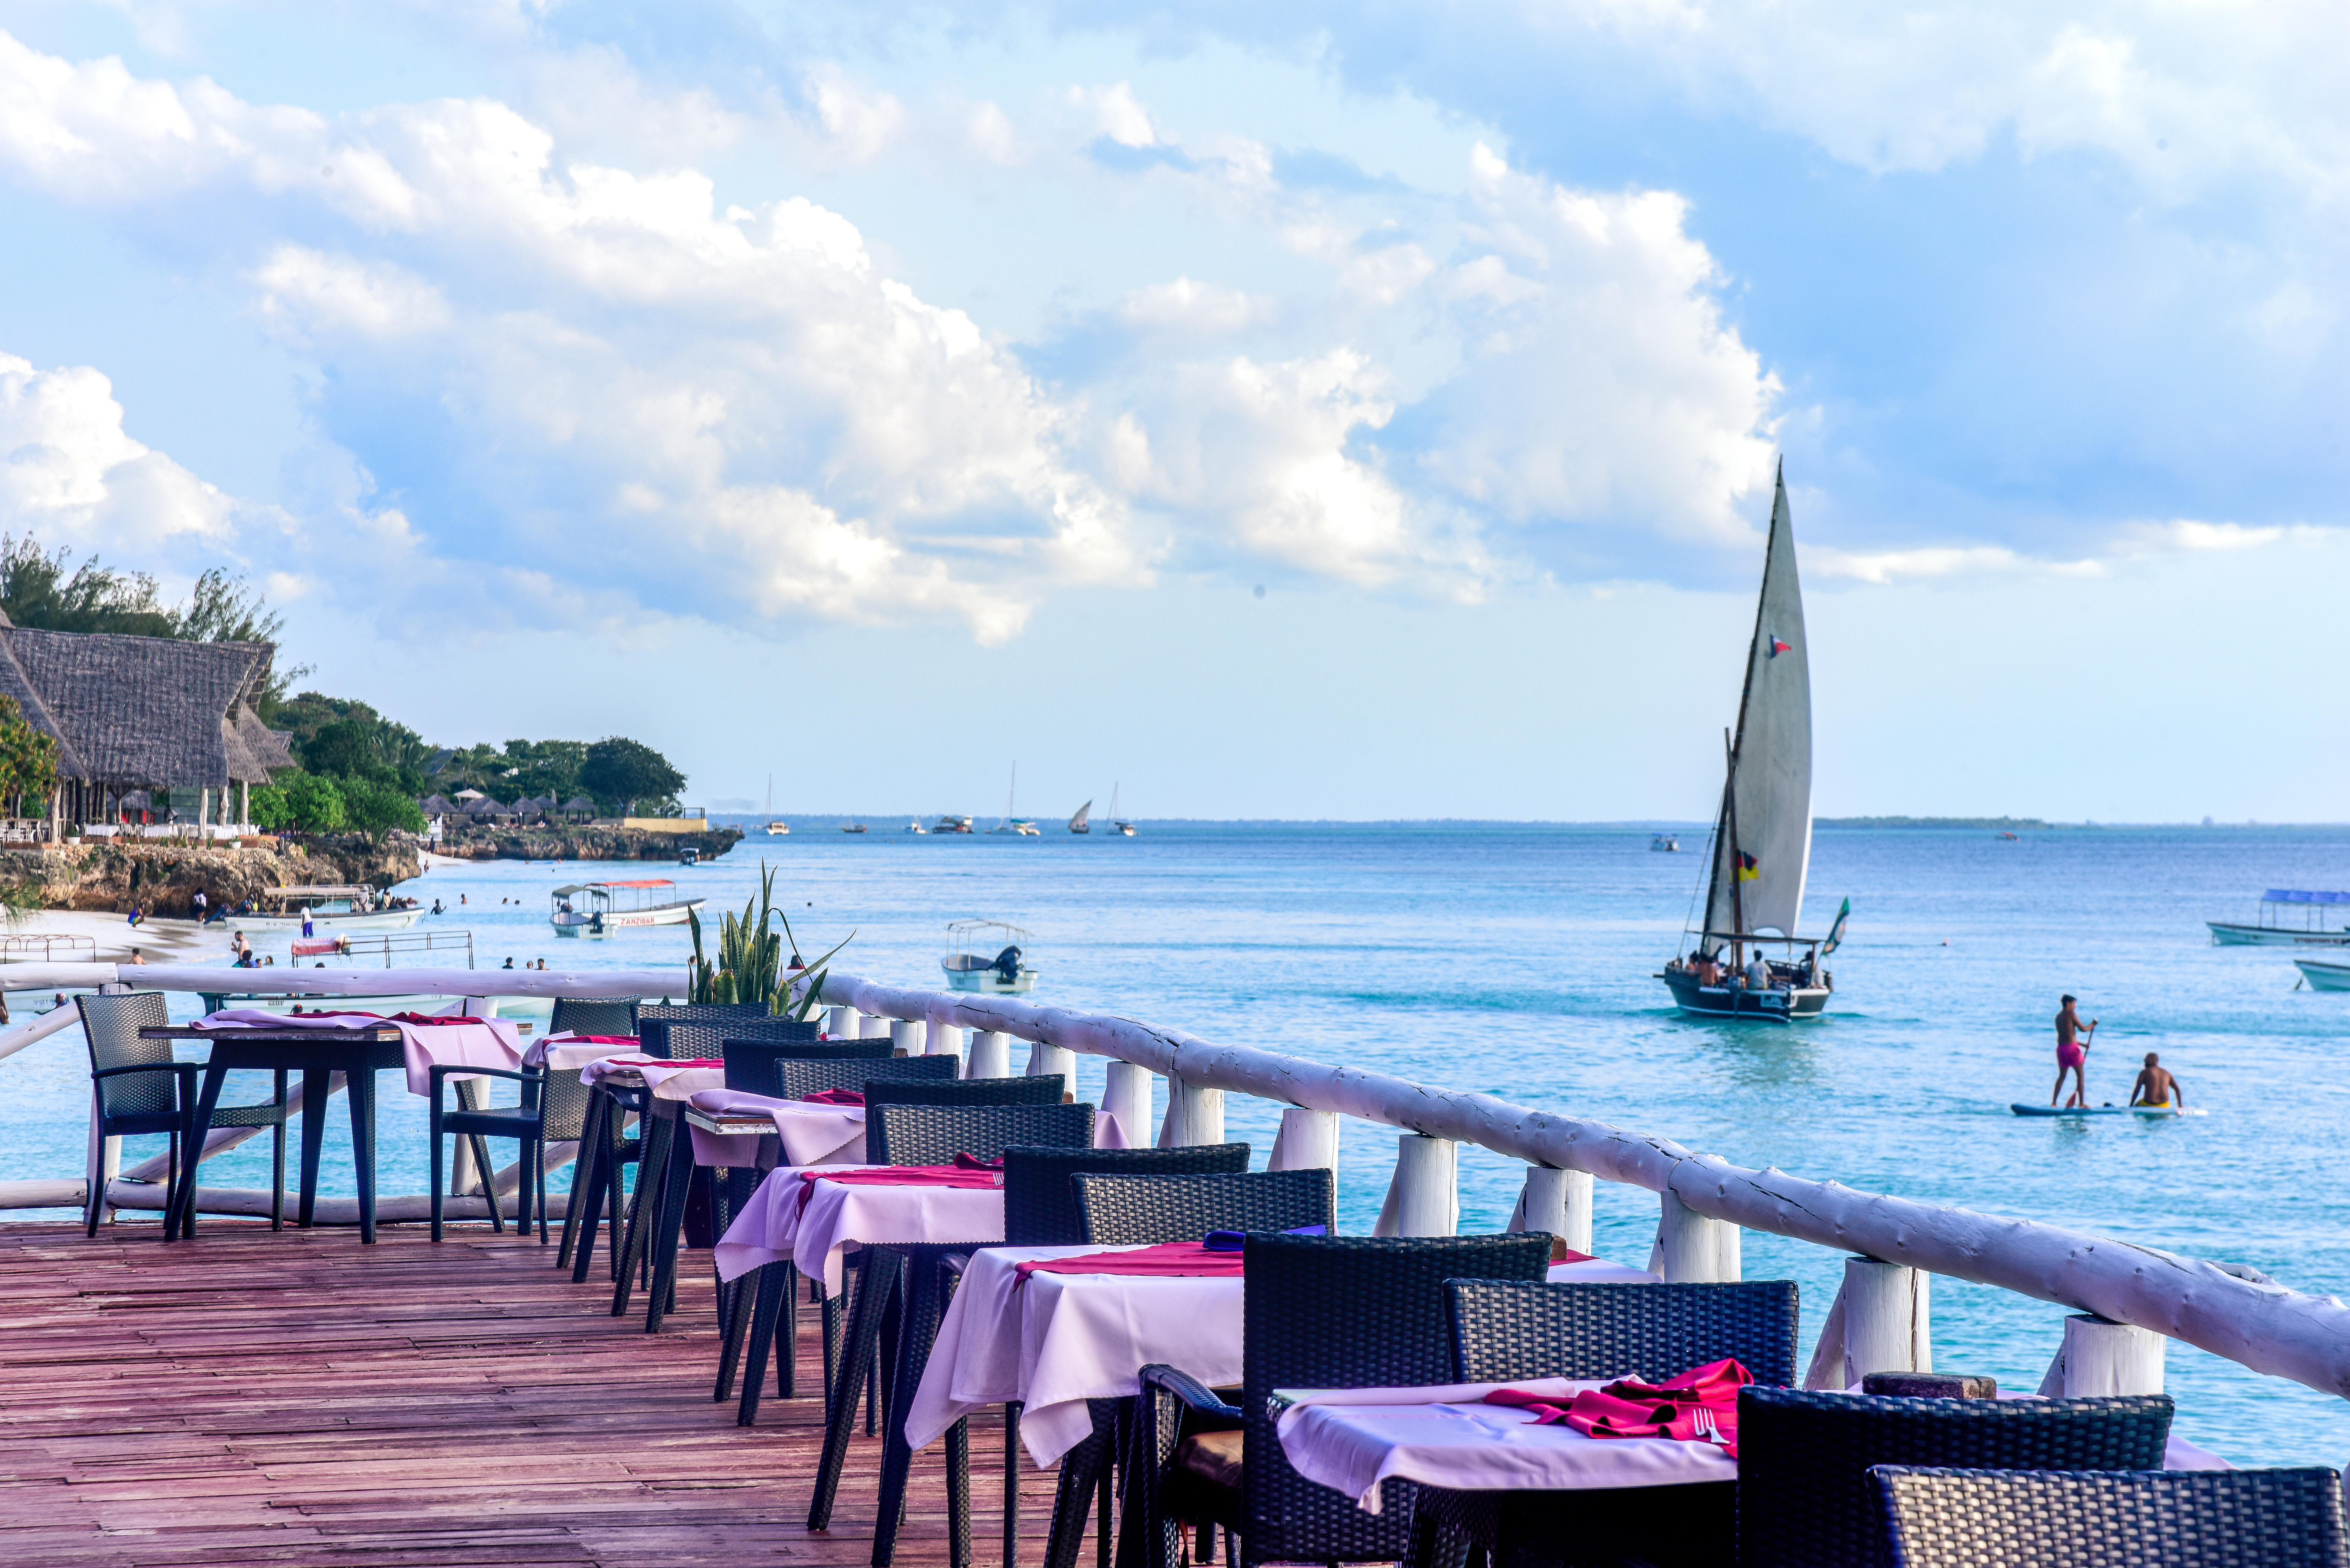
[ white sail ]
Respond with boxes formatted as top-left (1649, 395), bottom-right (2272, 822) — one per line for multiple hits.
top-left (1703, 466), bottom-right (1813, 943)
top-left (1070, 800), bottom-right (1092, 831)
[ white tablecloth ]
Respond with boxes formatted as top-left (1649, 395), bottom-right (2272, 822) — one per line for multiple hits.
top-left (190, 1007), bottom-right (523, 1098)
top-left (525, 1033), bottom-right (639, 1072)
top-left (686, 1089), bottom-right (868, 1167)
top-left (580, 1056), bottom-right (727, 1100)
top-left (906, 1254), bottom-right (1656, 1468)
top-left (710, 1166), bottom-right (1006, 1294)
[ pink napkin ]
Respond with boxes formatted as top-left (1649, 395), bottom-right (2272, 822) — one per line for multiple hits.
top-left (802, 1088), bottom-right (866, 1106)
top-left (796, 1165), bottom-right (1002, 1212)
top-left (1013, 1240), bottom-right (1248, 1286)
top-left (1487, 1358), bottom-right (1752, 1457)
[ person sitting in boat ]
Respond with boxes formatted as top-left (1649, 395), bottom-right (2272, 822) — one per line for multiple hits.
top-left (1692, 952), bottom-right (1724, 986)
top-left (1745, 953), bottom-right (1776, 992)
top-left (2130, 1052), bottom-right (2184, 1110)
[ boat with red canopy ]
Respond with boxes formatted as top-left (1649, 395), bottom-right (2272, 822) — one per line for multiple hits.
top-left (549, 878), bottom-right (706, 937)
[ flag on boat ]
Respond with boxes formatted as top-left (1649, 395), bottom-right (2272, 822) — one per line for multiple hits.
top-left (1737, 849), bottom-right (1760, 881)
top-left (1768, 634), bottom-right (1793, 658)
top-left (1822, 897), bottom-right (1850, 955)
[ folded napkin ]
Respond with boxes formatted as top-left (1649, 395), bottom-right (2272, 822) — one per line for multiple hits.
top-left (195, 1008), bottom-right (390, 1029)
top-left (596, 1055), bottom-right (726, 1071)
top-left (953, 1152), bottom-right (1003, 1171)
top-left (1487, 1358), bottom-right (1751, 1457)
top-left (802, 1088), bottom-right (866, 1106)
top-left (387, 1012), bottom-right (491, 1027)
top-left (796, 1164), bottom-right (1004, 1211)
top-left (1202, 1224), bottom-right (1326, 1251)
top-left (543, 1033), bottom-right (640, 1046)
top-left (1014, 1239), bottom-right (1248, 1285)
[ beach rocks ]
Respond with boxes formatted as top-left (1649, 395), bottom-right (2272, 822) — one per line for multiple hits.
top-left (0, 832), bottom-right (424, 916)
top-left (432, 824), bottom-right (743, 862)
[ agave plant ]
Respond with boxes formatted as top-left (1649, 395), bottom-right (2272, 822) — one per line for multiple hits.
top-left (687, 861), bottom-right (851, 1020)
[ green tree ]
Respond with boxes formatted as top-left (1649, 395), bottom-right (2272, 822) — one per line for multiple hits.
top-left (579, 736), bottom-right (685, 816)
top-left (0, 695), bottom-right (60, 816)
top-left (338, 775), bottom-right (425, 837)
top-left (257, 772), bottom-right (347, 833)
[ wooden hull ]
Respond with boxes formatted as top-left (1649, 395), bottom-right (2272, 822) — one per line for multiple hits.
top-left (1658, 968), bottom-right (1832, 1021)
top-left (2209, 921), bottom-right (2350, 947)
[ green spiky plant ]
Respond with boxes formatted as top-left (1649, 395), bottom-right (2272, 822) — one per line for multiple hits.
top-left (686, 861), bottom-right (851, 1019)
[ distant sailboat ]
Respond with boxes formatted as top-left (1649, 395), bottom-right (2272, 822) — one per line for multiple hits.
top-left (1658, 464), bottom-right (1845, 1021)
top-left (1110, 782), bottom-right (1135, 837)
top-left (1069, 799), bottom-right (1092, 834)
top-left (763, 774), bottom-right (789, 836)
top-left (989, 764), bottom-right (1041, 836)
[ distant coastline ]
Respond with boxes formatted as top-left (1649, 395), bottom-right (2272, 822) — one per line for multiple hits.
top-left (1814, 815), bottom-right (2057, 831)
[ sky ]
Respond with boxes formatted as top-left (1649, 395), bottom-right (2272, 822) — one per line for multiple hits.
top-left (0, 1), bottom-right (2343, 822)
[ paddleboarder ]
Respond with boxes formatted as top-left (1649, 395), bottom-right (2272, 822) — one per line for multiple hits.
top-left (2130, 1052), bottom-right (2185, 1110)
top-left (2051, 994), bottom-right (2097, 1108)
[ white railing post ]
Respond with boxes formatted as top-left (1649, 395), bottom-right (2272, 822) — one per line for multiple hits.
top-left (1027, 1040), bottom-right (1077, 1100)
top-left (1374, 1133), bottom-right (1459, 1236)
top-left (966, 1030), bottom-right (1012, 1080)
top-left (927, 1019), bottom-right (963, 1062)
top-left (1103, 1061), bottom-right (1154, 1149)
top-left (1268, 1107), bottom-right (1339, 1173)
top-left (1510, 1165), bottom-right (1593, 1256)
top-left (2041, 1314), bottom-right (2166, 1396)
top-left (1656, 1189), bottom-right (1741, 1282)
top-left (890, 1018), bottom-right (921, 1054)
top-left (1814, 1256), bottom-right (1932, 1388)
top-left (826, 1006), bottom-right (857, 1038)
top-left (1158, 1079), bottom-right (1225, 1146)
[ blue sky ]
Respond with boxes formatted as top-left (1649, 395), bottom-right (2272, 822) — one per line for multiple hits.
top-left (0, 2), bottom-right (2342, 820)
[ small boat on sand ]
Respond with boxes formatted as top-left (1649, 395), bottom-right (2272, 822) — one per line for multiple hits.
top-left (550, 879), bottom-right (706, 938)
top-left (941, 919), bottom-right (1039, 993)
top-left (2208, 891), bottom-right (2350, 946)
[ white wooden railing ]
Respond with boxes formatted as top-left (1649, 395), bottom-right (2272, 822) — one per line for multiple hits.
top-left (1, 959), bottom-right (2343, 1414)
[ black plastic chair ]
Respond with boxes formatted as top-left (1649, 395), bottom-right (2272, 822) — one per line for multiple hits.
top-left (1129, 1232), bottom-right (1552, 1568)
top-left (1417, 1279), bottom-right (1802, 1568)
top-left (1871, 1465), bottom-right (2350, 1568)
top-left (1739, 1387), bottom-right (2175, 1568)
top-left (78, 992), bottom-right (288, 1237)
top-left (807, 1101), bottom-right (1098, 1568)
top-left (725, 1036), bottom-right (891, 1095)
top-left (427, 1054), bottom-right (592, 1242)
top-left (863, 1074), bottom-right (1070, 1110)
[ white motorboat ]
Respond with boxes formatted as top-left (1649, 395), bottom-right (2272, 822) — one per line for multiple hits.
top-left (1651, 833), bottom-right (1680, 852)
top-left (550, 878), bottom-right (707, 938)
top-left (988, 764), bottom-right (1041, 834)
top-left (941, 918), bottom-right (1039, 993)
top-left (1657, 465), bottom-right (1845, 1023)
top-left (1069, 799), bottom-right (1092, 834)
top-left (762, 775), bottom-right (790, 835)
top-left (239, 886), bottom-right (422, 933)
top-left (935, 814), bottom-right (974, 834)
top-left (2296, 958), bottom-right (2350, 991)
top-left (905, 819), bottom-right (928, 834)
top-left (1110, 782), bottom-right (1135, 836)
top-left (2208, 891), bottom-right (2350, 946)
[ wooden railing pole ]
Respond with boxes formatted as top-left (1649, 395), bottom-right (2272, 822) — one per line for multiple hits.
top-left (890, 1018), bottom-right (921, 1055)
top-left (1158, 1079), bottom-right (1224, 1146)
top-left (1513, 1165), bottom-right (1593, 1255)
top-left (825, 1006), bottom-right (856, 1038)
top-left (2043, 1314), bottom-right (2166, 1396)
top-left (1103, 1061), bottom-right (1153, 1149)
top-left (1656, 1189), bottom-right (1741, 1282)
top-left (1027, 1041), bottom-right (1077, 1100)
top-left (967, 1030), bottom-right (1012, 1080)
top-left (1374, 1133), bottom-right (1458, 1236)
top-left (1268, 1108), bottom-right (1339, 1173)
top-left (927, 1019), bottom-right (963, 1062)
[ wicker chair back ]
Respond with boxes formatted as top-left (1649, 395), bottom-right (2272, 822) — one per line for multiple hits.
top-left (863, 1075), bottom-right (1066, 1109)
top-left (1444, 1278), bottom-right (1800, 1388)
top-left (636, 1003), bottom-right (770, 1023)
top-left (1239, 1233), bottom-right (1551, 1564)
top-left (772, 1054), bottom-right (957, 1100)
top-left (1870, 1465), bottom-right (2349, 1568)
top-left (867, 1101), bottom-right (1095, 1166)
top-left (1073, 1166), bottom-right (1328, 1247)
top-left (536, 1060), bottom-right (595, 1143)
top-left (724, 1038), bottom-right (893, 1095)
top-left (643, 1016), bottom-right (815, 1060)
top-left (1000, 1146), bottom-right (1254, 1245)
top-left (1738, 1387), bottom-right (2174, 1568)
top-left (75, 992), bottom-right (178, 1122)
top-left (547, 996), bottom-right (639, 1037)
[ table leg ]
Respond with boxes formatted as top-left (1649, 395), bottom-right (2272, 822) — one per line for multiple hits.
top-left (736, 1262), bottom-right (791, 1425)
top-left (297, 1068), bottom-right (332, 1229)
top-left (808, 1247), bottom-right (906, 1531)
top-left (644, 1122), bottom-right (696, 1331)
top-left (1005, 1402), bottom-right (1023, 1568)
top-left (872, 1246), bottom-right (951, 1567)
top-left (348, 1064), bottom-right (379, 1244)
top-left (565, 1091), bottom-right (611, 1278)
top-left (611, 1107), bottom-right (674, 1317)
top-left (173, 1066), bottom-right (230, 1241)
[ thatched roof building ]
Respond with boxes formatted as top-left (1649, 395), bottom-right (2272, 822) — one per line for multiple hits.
top-left (0, 612), bottom-right (293, 824)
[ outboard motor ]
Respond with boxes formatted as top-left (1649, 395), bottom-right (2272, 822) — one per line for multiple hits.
top-left (992, 945), bottom-right (1022, 984)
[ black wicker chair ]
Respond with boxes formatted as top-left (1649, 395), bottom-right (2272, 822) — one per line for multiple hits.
top-left (1074, 1168), bottom-right (1336, 1246)
top-left (807, 1101), bottom-right (1098, 1568)
top-left (863, 1074), bottom-right (1070, 1110)
top-left (1870, 1465), bottom-right (2350, 1568)
top-left (725, 1036), bottom-right (890, 1094)
top-left (427, 1054), bottom-right (591, 1242)
top-left (78, 992), bottom-right (288, 1237)
top-left (1416, 1279), bottom-right (1802, 1568)
top-left (779, 1054), bottom-right (960, 1100)
top-left (1129, 1233), bottom-right (1552, 1568)
top-left (547, 995), bottom-right (639, 1038)
top-left (1739, 1387), bottom-right (2175, 1568)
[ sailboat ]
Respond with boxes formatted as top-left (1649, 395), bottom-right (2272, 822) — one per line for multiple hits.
top-left (1068, 799), bottom-right (1092, 834)
top-left (763, 774), bottom-right (789, 836)
top-left (989, 764), bottom-right (1041, 836)
top-left (1109, 782), bottom-right (1135, 836)
top-left (1658, 464), bottom-right (1847, 1021)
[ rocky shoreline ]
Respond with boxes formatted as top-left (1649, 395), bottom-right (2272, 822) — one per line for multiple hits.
top-left (0, 834), bottom-right (427, 918)
top-left (431, 824), bottom-right (744, 862)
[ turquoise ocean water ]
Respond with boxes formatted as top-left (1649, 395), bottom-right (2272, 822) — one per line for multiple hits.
top-left (4, 821), bottom-right (2345, 1465)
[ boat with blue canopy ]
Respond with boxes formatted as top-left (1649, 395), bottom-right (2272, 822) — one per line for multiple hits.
top-left (2206, 890), bottom-right (2350, 946)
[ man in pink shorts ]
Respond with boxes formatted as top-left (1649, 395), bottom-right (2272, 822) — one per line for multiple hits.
top-left (2051, 994), bottom-right (2097, 1108)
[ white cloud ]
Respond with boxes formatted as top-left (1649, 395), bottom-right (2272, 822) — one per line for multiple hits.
top-left (0, 353), bottom-right (242, 547)
top-left (1071, 82), bottom-right (1163, 149)
top-left (1810, 518), bottom-right (2334, 584)
top-left (1118, 277), bottom-right (1272, 335)
top-left (255, 247), bottom-right (451, 340)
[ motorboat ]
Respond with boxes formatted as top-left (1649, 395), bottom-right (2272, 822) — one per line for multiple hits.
top-left (1656, 465), bottom-right (1846, 1022)
top-left (1069, 799), bottom-right (1092, 834)
top-left (763, 774), bottom-right (789, 834)
top-left (1110, 782), bottom-right (1136, 836)
top-left (550, 878), bottom-right (707, 938)
top-left (2208, 891), bottom-right (2350, 946)
top-left (2295, 957), bottom-right (2350, 991)
top-left (1651, 833), bottom-right (1680, 852)
top-left (764, 822), bottom-right (790, 835)
top-left (678, 846), bottom-right (701, 866)
top-left (238, 886), bottom-right (422, 933)
top-left (941, 919), bottom-right (1039, 993)
top-left (934, 814), bottom-right (974, 834)
top-left (988, 763), bottom-right (1041, 834)
top-left (842, 822), bottom-right (868, 833)
top-left (905, 820), bottom-right (928, 834)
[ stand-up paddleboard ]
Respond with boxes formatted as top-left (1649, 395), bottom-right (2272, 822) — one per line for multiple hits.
top-left (2010, 1103), bottom-right (2204, 1118)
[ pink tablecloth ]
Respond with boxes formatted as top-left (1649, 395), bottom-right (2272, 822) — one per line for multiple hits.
top-left (192, 1008), bottom-right (523, 1097)
top-left (580, 1056), bottom-right (728, 1101)
top-left (685, 1088), bottom-right (868, 1167)
top-left (710, 1165), bottom-right (1005, 1294)
top-left (906, 1253), bottom-right (1655, 1468)
top-left (524, 1032), bottom-right (639, 1071)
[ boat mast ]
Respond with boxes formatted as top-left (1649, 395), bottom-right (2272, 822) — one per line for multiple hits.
top-left (1715, 458), bottom-right (1787, 972)
top-left (1721, 729), bottom-right (1746, 970)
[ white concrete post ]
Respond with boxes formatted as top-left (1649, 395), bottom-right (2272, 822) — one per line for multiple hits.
top-left (1158, 1079), bottom-right (1225, 1146)
top-left (926, 1019), bottom-right (962, 1061)
top-left (1269, 1107), bottom-right (1340, 1172)
top-left (826, 1006), bottom-right (858, 1038)
top-left (1656, 1189), bottom-right (1742, 1282)
top-left (1510, 1165), bottom-right (1594, 1257)
top-left (1374, 1133), bottom-right (1459, 1237)
top-left (2041, 1314), bottom-right (2166, 1396)
top-left (890, 1018), bottom-right (921, 1054)
top-left (966, 1029), bottom-right (1012, 1080)
top-left (240, 780), bottom-right (249, 828)
top-left (1026, 1040), bottom-right (1077, 1099)
top-left (1838, 1257), bottom-right (1933, 1385)
top-left (1103, 1061), bottom-right (1154, 1149)
top-left (199, 787), bottom-right (210, 829)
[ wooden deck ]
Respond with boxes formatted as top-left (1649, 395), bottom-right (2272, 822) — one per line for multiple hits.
top-left (0, 1220), bottom-right (1058, 1567)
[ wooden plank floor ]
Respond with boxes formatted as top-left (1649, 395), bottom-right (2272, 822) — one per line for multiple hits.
top-left (0, 1220), bottom-right (1069, 1567)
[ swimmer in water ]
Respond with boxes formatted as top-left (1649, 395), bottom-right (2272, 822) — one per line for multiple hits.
top-left (2130, 1052), bottom-right (2184, 1110)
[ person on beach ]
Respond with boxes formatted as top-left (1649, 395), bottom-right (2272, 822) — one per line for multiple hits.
top-left (2052, 994), bottom-right (2097, 1108)
top-left (128, 948), bottom-right (145, 965)
top-left (192, 890), bottom-right (207, 919)
top-left (2131, 1053), bottom-right (2185, 1109)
